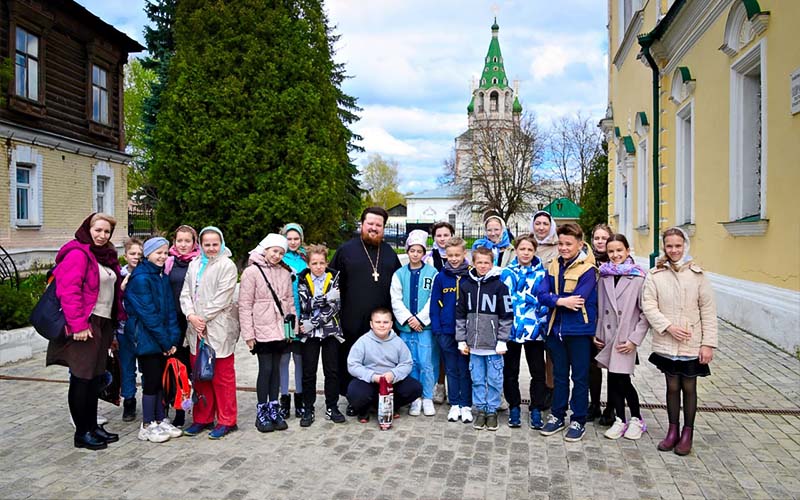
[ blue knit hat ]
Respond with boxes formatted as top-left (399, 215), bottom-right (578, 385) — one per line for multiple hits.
top-left (143, 237), bottom-right (169, 257)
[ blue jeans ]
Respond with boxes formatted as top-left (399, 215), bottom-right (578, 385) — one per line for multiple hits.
top-left (117, 328), bottom-right (139, 399)
top-left (546, 334), bottom-right (592, 424)
top-left (436, 334), bottom-right (472, 407)
top-left (399, 329), bottom-right (439, 399)
top-left (469, 353), bottom-right (504, 413)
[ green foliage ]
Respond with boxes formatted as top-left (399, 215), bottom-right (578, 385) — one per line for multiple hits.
top-left (149, 0), bottom-right (362, 258)
top-left (578, 141), bottom-right (609, 236)
top-left (0, 274), bottom-right (47, 330)
top-left (124, 59), bottom-right (158, 197)
top-left (361, 154), bottom-right (405, 209)
top-left (0, 57), bottom-right (12, 107)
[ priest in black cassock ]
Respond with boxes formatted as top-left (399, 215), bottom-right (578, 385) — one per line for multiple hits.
top-left (331, 207), bottom-right (402, 401)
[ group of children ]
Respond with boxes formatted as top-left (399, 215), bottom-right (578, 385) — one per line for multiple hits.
top-left (117, 214), bottom-right (716, 455)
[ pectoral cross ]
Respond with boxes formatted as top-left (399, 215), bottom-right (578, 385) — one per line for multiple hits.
top-left (372, 270), bottom-right (380, 282)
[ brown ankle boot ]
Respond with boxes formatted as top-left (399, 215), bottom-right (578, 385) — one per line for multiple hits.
top-left (674, 426), bottom-right (693, 455)
top-left (657, 423), bottom-right (680, 451)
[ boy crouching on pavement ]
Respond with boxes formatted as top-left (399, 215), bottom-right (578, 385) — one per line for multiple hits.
top-left (456, 246), bottom-right (513, 431)
top-left (346, 308), bottom-right (423, 423)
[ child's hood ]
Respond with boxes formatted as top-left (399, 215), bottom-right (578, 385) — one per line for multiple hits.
top-left (468, 265), bottom-right (503, 283)
top-left (443, 259), bottom-right (470, 277)
top-left (367, 329), bottom-right (398, 343)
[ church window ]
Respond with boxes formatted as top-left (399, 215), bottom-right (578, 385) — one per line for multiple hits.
top-left (478, 92), bottom-right (485, 113)
top-left (492, 77), bottom-right (498, 85)
top-left (493, 66), bottom-right (498, 71)
top-left (490, 91), bottom-right (499, 112)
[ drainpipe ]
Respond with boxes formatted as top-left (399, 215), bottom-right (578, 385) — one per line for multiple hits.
top-left (638, 36), bottom-right (660, 268)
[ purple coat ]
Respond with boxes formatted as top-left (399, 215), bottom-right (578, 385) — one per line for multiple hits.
top-left (53, 240), bottom-right (124, 334)
top-left (594, 274), bottom-right (649, 374)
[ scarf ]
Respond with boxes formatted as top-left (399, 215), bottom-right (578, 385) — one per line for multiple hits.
top-left (74, 213), bottom-right (119, 268)
top-left (599, 257), bottom-right (646, 277)
top-left (531, 210), bottom-right (557, 246)
top-left (197, 226), bottom-right (227, 284)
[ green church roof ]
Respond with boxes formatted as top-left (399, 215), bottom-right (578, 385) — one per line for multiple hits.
top-left (467, 96), bottom-right (474, 113)
top-left (542, 197), bottom-right (583, 219)
top-left (479, 18), bottom-right (509, 90)
top-left (512, 96), bottom-right (522, 113)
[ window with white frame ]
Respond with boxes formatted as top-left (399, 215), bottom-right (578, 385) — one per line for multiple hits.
top-left (636, 139), bottom-right (648, 228)
top-left (92, 65), bottom-right (109, 124)
top-left (729, 41), bottom-right (766, 221)
top-left (675, 103), bottom-right (694, 225)
top-left (15, 27), bottom-right (39, 101)
top-left (10, 146), bottom-right (43, 227)
top-left (92, 162), bottom-right (115, 215)
top-left (448, 213), bottom-right (456, 227)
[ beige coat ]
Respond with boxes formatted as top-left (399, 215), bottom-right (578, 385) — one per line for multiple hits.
top-left (595, 275), bottom-right (649, 374)
top-left (238, 253), bottom-right (296, 344)
top-left (180, 247), bottom-right (240, 358)
top-left (641, 261), bottom-right (717, 357)
top-left (535, 235), bottom-right (559, 268)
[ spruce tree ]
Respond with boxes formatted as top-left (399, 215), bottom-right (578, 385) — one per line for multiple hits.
top-left (149, 0), bottom-right (362, 257)
top-left (578, 141), bottom-right (609, 235)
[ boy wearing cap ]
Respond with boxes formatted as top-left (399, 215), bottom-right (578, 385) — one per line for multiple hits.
top-left (390, 230), bottom-right (439, 416)
top-left (239, 233), bottom-right (297, 433)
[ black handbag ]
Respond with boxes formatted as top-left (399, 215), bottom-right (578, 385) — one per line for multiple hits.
top-left (29, 275), bottom-right (67, 340)
top-left (29, 249), bottom-right (87, 340)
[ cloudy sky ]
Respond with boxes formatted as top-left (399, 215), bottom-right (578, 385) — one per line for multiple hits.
top-left (79, 0), bottom-right (609, 194)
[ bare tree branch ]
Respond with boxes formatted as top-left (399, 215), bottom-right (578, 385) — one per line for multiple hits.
top-left (548, 112), bottom-right (601, 204)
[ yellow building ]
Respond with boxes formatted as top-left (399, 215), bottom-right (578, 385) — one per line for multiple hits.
top-left (603, 0), bottom-right (800, 353)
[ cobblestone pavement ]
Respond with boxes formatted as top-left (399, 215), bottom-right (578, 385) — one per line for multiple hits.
top-left (0, 320), bottom-right (798, 500)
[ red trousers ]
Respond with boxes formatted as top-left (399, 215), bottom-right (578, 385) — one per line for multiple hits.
top-left (189, 352), bottom-right (238, 426)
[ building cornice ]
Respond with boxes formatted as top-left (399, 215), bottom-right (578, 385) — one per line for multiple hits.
top-left (613, 10), bottom-right (645, 70)
top-left (0, 120), bottom-right (132, 164)
top-left (661, 0), bottom-right (735, 74)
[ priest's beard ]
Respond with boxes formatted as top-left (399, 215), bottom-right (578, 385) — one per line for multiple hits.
top-left (361, 229), bottom-right (383, 247)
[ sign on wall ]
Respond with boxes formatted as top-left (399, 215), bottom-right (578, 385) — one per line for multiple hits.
top-left (792, 67), bottom-right (800, 115)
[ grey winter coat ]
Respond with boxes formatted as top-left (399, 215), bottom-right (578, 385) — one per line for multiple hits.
top-left (455, 266), bottom-right (513, 351)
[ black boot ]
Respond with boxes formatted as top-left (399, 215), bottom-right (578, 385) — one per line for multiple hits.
top-left (122, 398), bottom-right (136, 422)
top-left (74, 432), bottom-right (107, 450)
top-left (587, 402), bottom-right (602, 422)
top-left (92, 425), bottom-right (119, 443)
top-left (270, 401), bottom-right (289, 431)
top-left (280, 395), bottom-right (291, 419)
top-left (172, 409), bottom-right (185, 428)
top-left (294, 393), bottom-right (304, 418)
top-left (598, 406), bottom-right (616, 426)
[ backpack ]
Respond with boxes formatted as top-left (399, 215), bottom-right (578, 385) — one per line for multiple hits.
top-left (162, 358), bottom-right (192, 411)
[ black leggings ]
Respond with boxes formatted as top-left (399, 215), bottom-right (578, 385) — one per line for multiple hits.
top-left (665, 374), bottom-right (698, 427)
top-left (68, 375), bottom-right (103, 436)
top-left (606, 372), bottom-right (641, 422)
top-left (257, 351), bottom-right (282, 404)
top-left (503, 341), bottom-right (547, 410)
top-left (138, 354), bottom-right (166, 395)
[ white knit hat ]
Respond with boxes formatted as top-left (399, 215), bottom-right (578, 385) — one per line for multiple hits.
top-left (405, 229), bottom-right (428, 252)
top-left (252, 233), bottom-right (287, 254)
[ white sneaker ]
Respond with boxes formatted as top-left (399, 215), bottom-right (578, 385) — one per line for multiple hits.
top-left (623, 417), bottom-right (646, 440)
top-left (138, 422), bottom-right (170, 443)
top-left (433, 384), bottom-right (446, 404)
top-left (447, 405), bottom-right (461, 422)
top-left (604, 417), bottom-right (627, 440)
top-left (409, 398), bottom-right (422, 416)
top-left (422, 398), bottom-right (436, 416)
top-left (460, 406), bottom-right (473, 423)
top-left (158, 420), bottom-right (183, 438)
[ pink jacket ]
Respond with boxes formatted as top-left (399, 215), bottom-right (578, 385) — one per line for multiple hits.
top-left (238, 252), bottom-right (296, 343)
top-left (594, 274), bottom-right (649, 374)
top-left (53, 240), bottom-right (124, 334)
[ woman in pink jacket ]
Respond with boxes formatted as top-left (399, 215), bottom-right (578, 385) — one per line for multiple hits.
top-left (239, 233), bottom-right (296, 433)
top-left (594, 234), bottom-right (649, 440)
top-left (46, 213), bottom-right (125, 450)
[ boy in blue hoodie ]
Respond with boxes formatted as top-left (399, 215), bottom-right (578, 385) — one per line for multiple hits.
top-left (535, 223), bottom-right (598, 442)
top-left (346, 308), bottom-right (423, 424)
top-left (456, 246), bottom-right (513, 431)
top-left (391, 230), bottom-right (439, 417)
top-left (430, 236), bottom-right (473, 423)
